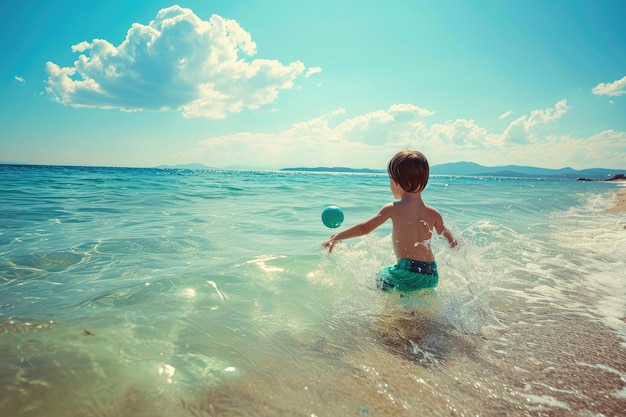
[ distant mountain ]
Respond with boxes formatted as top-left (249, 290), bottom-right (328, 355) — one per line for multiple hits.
top-left (282, 162), bottom-right (625, 179)
top-left (429, 162), bottom-right (624, 179)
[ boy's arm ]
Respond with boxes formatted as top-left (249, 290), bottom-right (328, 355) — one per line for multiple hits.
top-left (442, 227), bottom-right (458, 248)
top-left (432, 209), bottom-right (458, 249)
top-left (322, 204), bottom-right (393, 253)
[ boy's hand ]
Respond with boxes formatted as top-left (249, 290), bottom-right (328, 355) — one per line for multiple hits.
top-left (322, 236), bottom-right (338, 253)
top-left (443, 228), bottom-right (458, 249)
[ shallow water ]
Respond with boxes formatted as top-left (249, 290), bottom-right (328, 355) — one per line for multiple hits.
top-left (1, 165), bottom-right (625, 416)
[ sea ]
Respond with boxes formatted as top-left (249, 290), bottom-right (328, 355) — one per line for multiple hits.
top-left (1, 164), bottom-right (625, 417)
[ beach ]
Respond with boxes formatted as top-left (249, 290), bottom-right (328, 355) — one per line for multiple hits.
top-left (608, 187), bottom-right (626, 213)
top-left (1, 165), bottom-right (625, 416)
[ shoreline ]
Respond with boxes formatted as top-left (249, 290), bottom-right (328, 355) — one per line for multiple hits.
top-left (607, 188), bottom-right (626, 213)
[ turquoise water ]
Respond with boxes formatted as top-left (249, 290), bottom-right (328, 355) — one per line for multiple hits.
top-left (1, 164), bottom-right (625, 416)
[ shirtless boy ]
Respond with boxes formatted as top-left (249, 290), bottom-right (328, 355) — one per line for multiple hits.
top-left (322, 149), bottom-right (457, 292)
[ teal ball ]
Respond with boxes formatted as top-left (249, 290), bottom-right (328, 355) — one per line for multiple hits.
top-left (321, 206), bottom-right (344, 228)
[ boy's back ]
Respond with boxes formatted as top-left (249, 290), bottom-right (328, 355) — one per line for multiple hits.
top-left (381, 175), bottom-right (452, 263)
top-left (389, 198), bottom-right (444, 262)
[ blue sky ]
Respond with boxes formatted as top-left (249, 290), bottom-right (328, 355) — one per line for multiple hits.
top-left (2, 0), bottom-right (625, 169)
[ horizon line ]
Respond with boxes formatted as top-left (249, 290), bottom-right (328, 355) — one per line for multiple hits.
top-left (2, 161), bottom-right (625, 174)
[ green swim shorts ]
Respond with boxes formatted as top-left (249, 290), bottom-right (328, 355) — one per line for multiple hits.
top-left (376, 258), bottom-right (439, 293)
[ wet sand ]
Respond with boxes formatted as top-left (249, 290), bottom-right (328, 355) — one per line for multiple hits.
top-left (180, 306), bottom-right (626, 417)
top-left (607, 188), bottom-right (626, 213)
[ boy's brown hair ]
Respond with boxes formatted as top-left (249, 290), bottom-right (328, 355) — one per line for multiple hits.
top-left (387, 149), bottom-right (429, 193)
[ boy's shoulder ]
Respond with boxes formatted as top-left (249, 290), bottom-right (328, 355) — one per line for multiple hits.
top-left (423, 204), bottom-right (445, 221)
top-left (381, 201), bottom-right (396, 211)
top-left (423, 202), bottom-right (443, 214)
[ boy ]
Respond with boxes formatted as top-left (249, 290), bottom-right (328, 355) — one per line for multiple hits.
top-left (322, 149), bottom-right (457, 293)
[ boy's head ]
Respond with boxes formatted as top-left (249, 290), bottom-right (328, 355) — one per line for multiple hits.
top-left (387, 149), bottom-right (429, 193)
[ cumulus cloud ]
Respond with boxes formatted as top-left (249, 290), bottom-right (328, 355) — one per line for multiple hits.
top-left (193, 99), bottom-right (625, 169)
top-left (45, 5), bottom-right (311, 118)
top-left (429, 119), bottom-right (495, 147)
top-left (592, 75), bottom-right (626, 97)
top-left (502, 99), bottom-right (570, 144)
top-left (197, 104), bottom-right (435, 167)
top-left (306, 67), bottom-right (322, 77)
top-left (195, 104), bottom-right (502, 168)
top-left (500, 130), bottom-right (626, 170)
top-left (499, 110), bottom-right (512, 120)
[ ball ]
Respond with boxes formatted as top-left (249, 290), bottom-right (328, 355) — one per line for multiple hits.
top-left (321, 206), bottom-right (344, 228)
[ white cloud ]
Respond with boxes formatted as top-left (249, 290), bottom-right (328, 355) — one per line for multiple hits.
top-left (45, 5), bottom-right (311, 118)
top-left (306, 67), bottom-right (322, 77)
top-left (502, 99), bottom-right (570, 144)
top-left (388, 104), bottom-right (434, 118)
top-left (592, 75), bottom-right (626, 97)
top-left (197, 105), bottom-right (435, 167)
top-left (14, 76), bottom-right (25, 83)
top-left (500, 130), bottom-right (626, 170)
top-left (499, 110), bottom-right (512, 120)
top-left (194, 100), bottom-right (625, 169)
top-left (428, 119), bottom-right (495, 147)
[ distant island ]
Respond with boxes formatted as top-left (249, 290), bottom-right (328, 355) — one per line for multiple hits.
top-left (282, 162), bottom-right (626, 180)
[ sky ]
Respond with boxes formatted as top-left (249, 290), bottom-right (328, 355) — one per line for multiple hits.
top-left (2, 0), bottom-right (626, 170)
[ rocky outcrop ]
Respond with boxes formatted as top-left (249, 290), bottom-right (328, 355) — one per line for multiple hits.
top-left (577, 174), bottom-right (625, 181)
